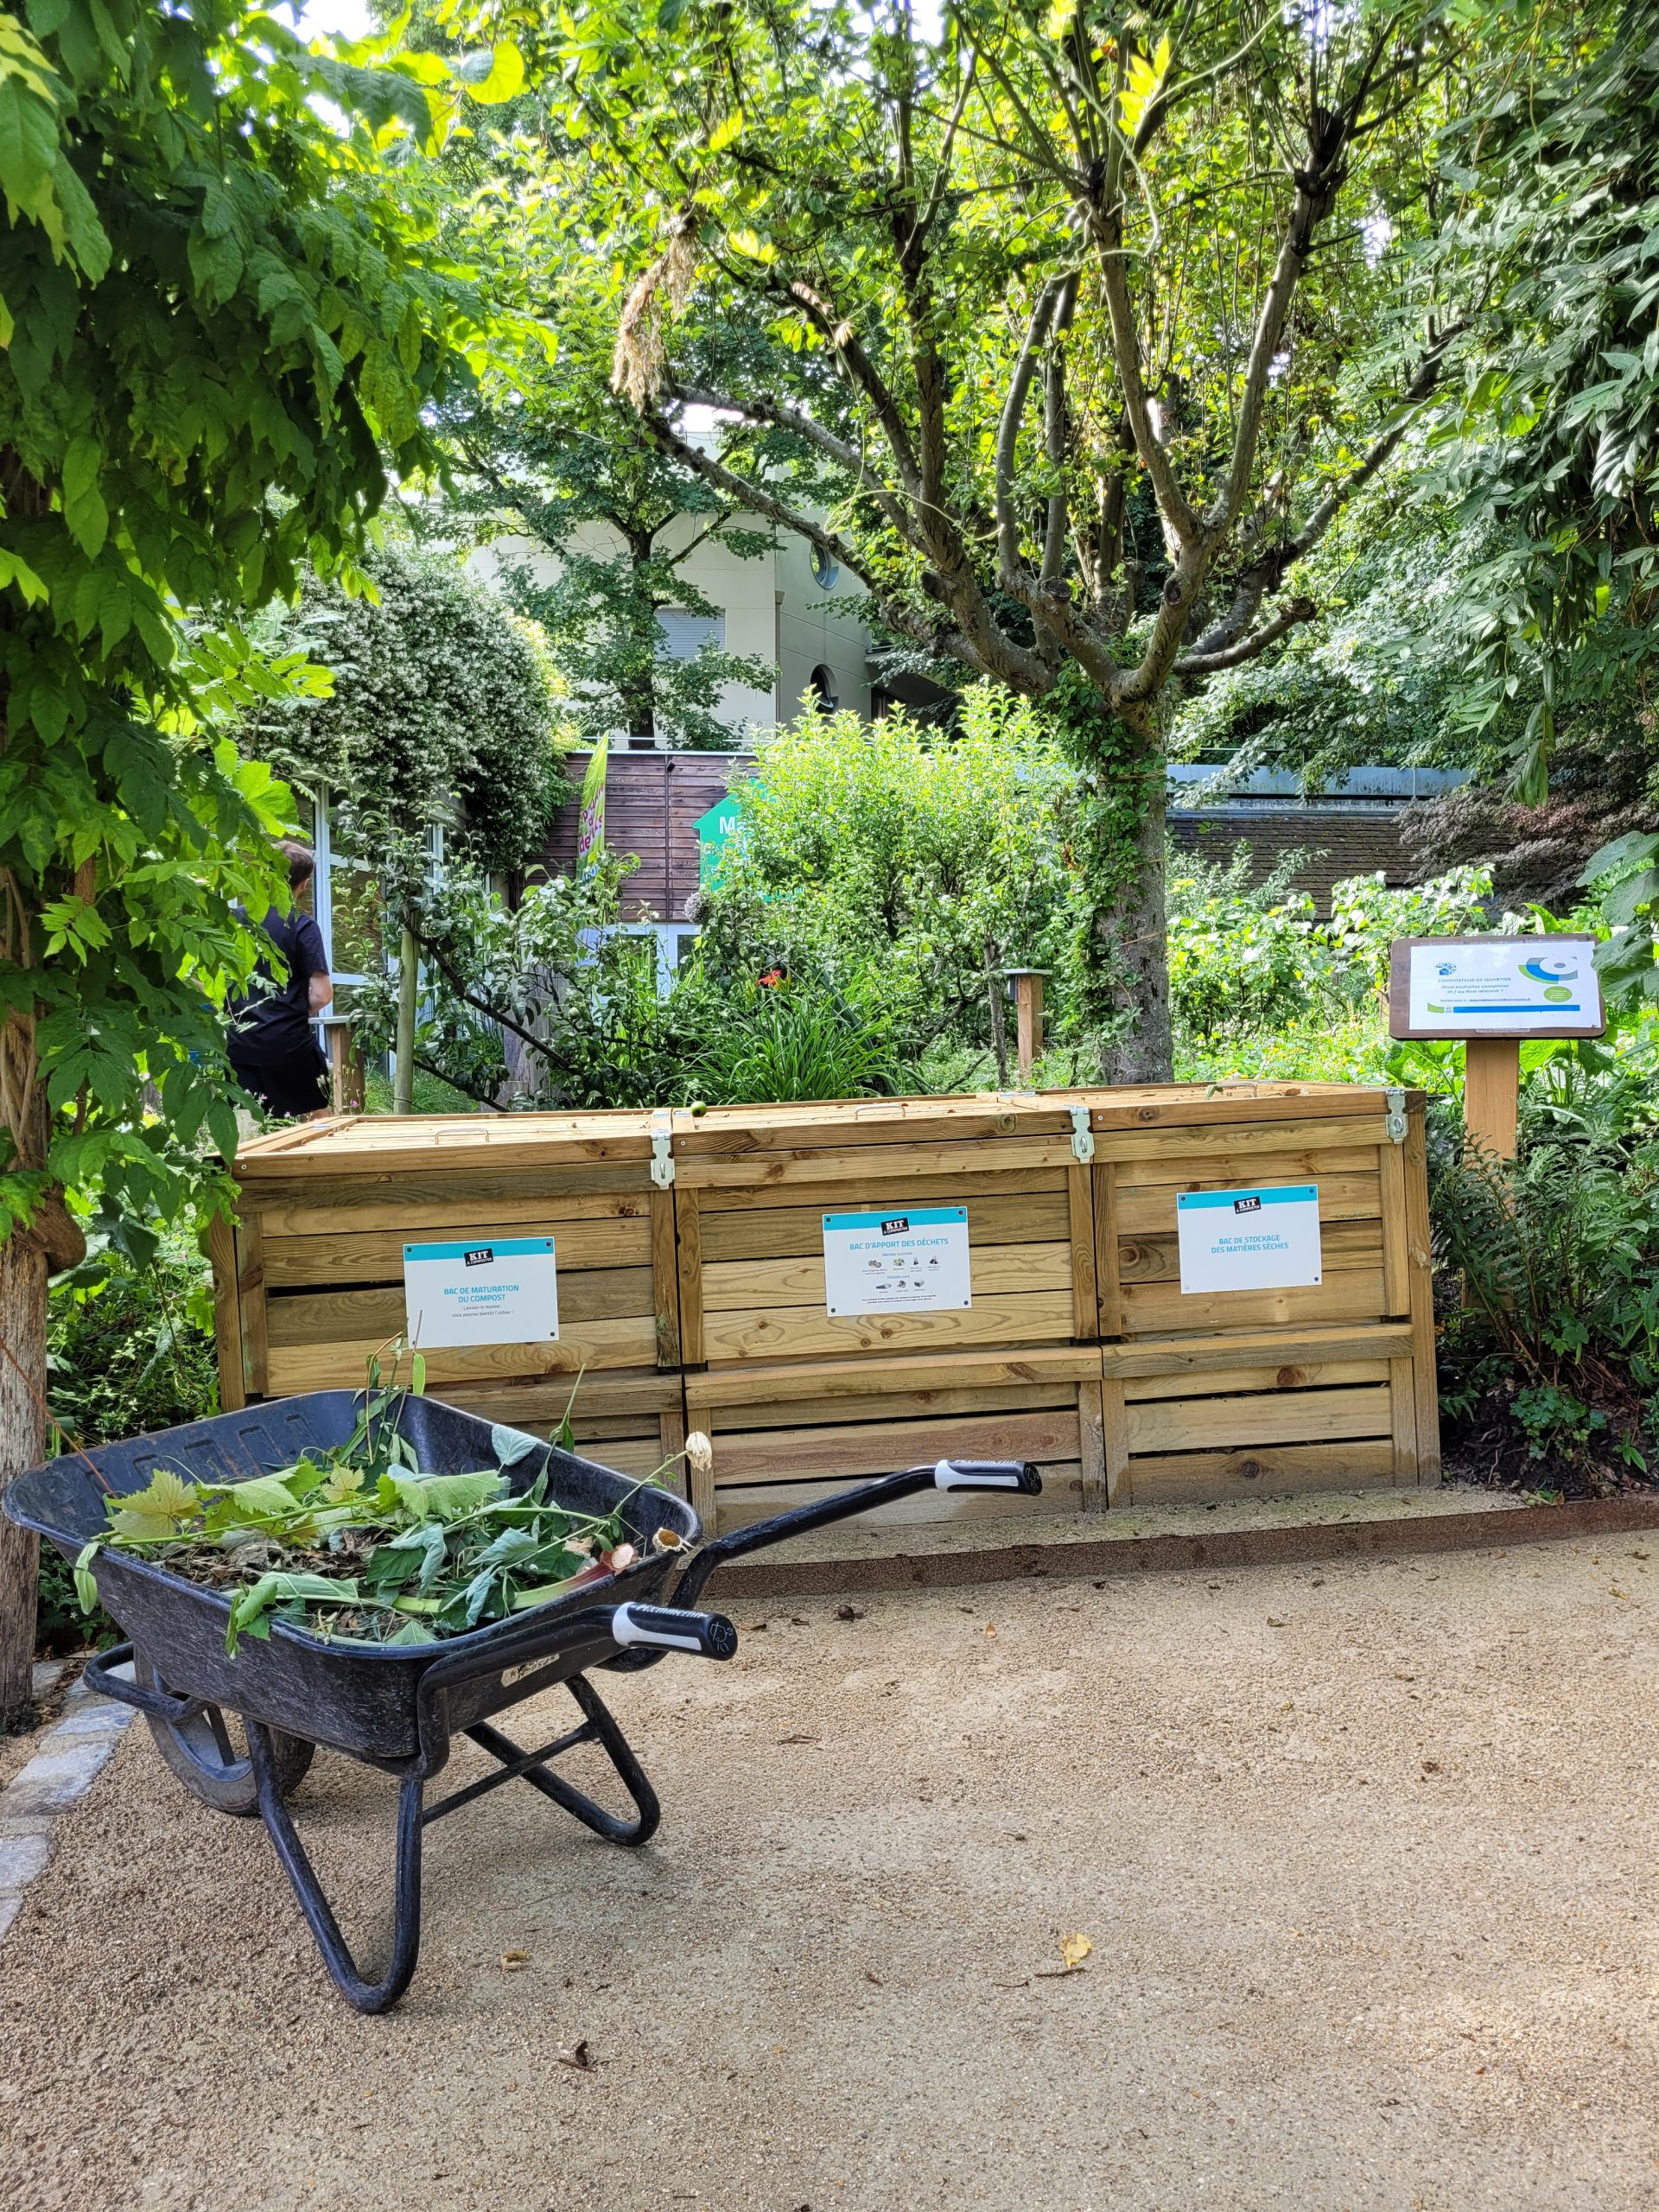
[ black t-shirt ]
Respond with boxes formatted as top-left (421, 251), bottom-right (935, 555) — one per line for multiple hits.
top-left (227, 906), bottom-right (329, 1061)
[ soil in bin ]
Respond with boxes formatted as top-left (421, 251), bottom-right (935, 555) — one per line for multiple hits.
top-left (4, 1538), bottom-right (1659, 2211)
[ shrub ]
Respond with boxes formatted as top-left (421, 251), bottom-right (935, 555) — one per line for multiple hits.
top-left (1427, 1109), bottom-right (1659, 1491)
top-left (690, 977), bottom-right (906, 1104)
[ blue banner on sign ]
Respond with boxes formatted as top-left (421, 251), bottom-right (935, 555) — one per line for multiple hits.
top-left (403, 1238), bottom-right (557, 1262)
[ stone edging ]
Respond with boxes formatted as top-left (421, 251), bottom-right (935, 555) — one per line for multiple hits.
top-left (0, 1663), bottom-right (134, 1945)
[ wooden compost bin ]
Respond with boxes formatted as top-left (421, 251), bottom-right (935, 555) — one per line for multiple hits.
top-left (669, 1096), bottom-right (1106, 1535)
top-left (212, 1082), bottom-right (1439, 1537)
top-left (1077, 1081), bottom-right (1439, 1505)
top-left (212, 1113), bottom-right (685, 1487)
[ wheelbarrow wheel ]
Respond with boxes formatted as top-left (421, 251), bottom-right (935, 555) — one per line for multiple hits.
top-left (133, 1652), bottom-right (315, 1816)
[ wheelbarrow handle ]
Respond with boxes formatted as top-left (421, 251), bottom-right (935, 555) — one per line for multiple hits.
top-left (668, 1459), bottom-right (1044, 1612)
top-left (81, 1642), bottom-right (210, 1724)
top-left (610, 1602), bottom-right (737, 1661)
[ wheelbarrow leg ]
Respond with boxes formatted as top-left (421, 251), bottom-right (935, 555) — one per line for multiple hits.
top-left (465, 1672), bottom-right (661, 1847)
top-left (249, 1724), bottom-right (424, 2015)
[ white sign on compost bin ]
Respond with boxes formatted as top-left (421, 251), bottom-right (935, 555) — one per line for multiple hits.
top-left (1176, 1185), bottom-right (1321, 1295)
top-left (822, 1206), bottom-right (970, 1317)
top-left (402, 1236), bottom-right (560, 1349)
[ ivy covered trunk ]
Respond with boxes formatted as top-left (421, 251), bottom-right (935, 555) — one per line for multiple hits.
top-left (1050, 683), bottom-right (1174, 1085)
top-left (0, 1219), bottom-right (46, 1724)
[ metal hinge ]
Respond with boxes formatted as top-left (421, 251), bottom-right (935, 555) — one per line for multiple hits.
top-left (1068, 1104), bottom-right (1096, 1165)
top-left (650, 1119), bottom-right (675, 1188)
top-left (1384, 1086), bottom-right (1408, 1144)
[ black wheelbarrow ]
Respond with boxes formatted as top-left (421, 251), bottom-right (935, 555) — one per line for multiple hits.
top-left (5, 1390), bottom-right (1040, 2012)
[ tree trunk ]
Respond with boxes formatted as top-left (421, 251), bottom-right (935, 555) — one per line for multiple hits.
top-left (394, 923), bottom-right (418, 1115)
top-left (1097, 763), bottom-right (1172, 1084)
top-left (984, 940), bottom-right (1010, 1087)
top-left (0, 1223), bottom-right (47, 1726)
top-left (1044, 683), bottom-right (1174, 1085)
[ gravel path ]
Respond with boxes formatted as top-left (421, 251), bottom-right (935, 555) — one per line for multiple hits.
top-left (3, 1535), bottom-right (1659, 2212)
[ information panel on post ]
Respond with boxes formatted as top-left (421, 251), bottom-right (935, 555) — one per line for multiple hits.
top-left (1388, 934), bottom-right (1605, 1040)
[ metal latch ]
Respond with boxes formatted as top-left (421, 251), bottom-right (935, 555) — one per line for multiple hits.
top-left (1068, 1104), bottom-right (1096, 1164)
top-left (1384, 1086), bottom-right (1408, 1143)
top-left (650, 1119), bottom-right (675, 1188)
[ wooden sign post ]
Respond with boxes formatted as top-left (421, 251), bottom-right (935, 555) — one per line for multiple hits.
top-left (1002, 969), bottom-right (1046, 1078)
top-left (1387, 934), bottom-right (1605, 1160)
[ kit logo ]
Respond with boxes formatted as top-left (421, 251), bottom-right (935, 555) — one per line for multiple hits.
top-left (463, 1247), bottom-right (494, 1267)
top-left (1232, 1196), bottom-right (1262, 1215)
top-left (880, 1217), bottom-right (910, 1236)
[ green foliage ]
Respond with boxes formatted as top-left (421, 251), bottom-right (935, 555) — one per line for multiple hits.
top-left (352, 855), bottom-right (713, 1109)
top-left (1414, 7), bottom-right (1659, 805)
top-left (699, 693), bottom-right (1077, 1072)
top-left (47, 1230), bottom-right (217, 1451)
top-left (0, 0), bottom-right (487, 1240)
top-left (77, 1354), bottom-right (661, 1653)
top-left (243, 544), bottom-right (568, 871)
top-left (1427, 1109), bottom-right (1659, 1489)
top-left (1166, 853), bottom-right (1491, 1046)
top-left (690, 979), bottom-right (906, 1105)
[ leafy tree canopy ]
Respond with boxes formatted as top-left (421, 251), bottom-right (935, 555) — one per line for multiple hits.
top-left (245, 544), bottom-right (569, 871)
top-left (471, 0), bottom-right (1466, 1076)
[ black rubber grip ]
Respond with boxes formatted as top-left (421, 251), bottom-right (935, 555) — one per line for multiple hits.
top-left (611, 1603), bottom-right (738, 1660)
top-left (933, 1459), bottom-right (1043, 1495)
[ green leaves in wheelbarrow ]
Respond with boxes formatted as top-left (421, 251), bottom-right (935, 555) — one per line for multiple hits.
top-left (373, 1469), bottom-right (507, 1523)
top-left (226, 1572), bottom-right (362, 1656)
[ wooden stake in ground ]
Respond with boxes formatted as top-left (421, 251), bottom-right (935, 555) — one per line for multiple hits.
top-left (1462, 1038), bottom-right (1520, 1160)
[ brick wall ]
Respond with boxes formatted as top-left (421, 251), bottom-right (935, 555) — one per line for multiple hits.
top-left (1169, 806), bottom-right (1415, 912)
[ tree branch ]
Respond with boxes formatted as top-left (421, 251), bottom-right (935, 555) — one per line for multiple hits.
top-left (1175, 594), bottom-right (1316, 677)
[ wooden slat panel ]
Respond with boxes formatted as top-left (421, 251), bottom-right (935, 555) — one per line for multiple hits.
top-left (1093, 1161), bottom-right (1122, 1338)
top-left (702, 1291), bottom-right (1078, 1364)
top-left (1122, 1360), bottom-right (1389, 1402)
top-left (1127, 1438), bottom-right (1397, 1503)
top-left (265, 1269), bottom-right (655, 1347)
top-left (710, 1469), bottom-right (1086, 1532)
top-left (239, 1214), bottom-right (267, 1400)
top-left (1066, 1164), bottom-right (1097, 1342)
top-left (678, 1137), bottom-right (1078, 1191)
top-left (262, 1216), bottom-right (653, 1287)
top-left (208, 1216), bottom-right (245, 1414)
top-left (242, 1167), bottom-right (656, 1223)
top-left (709, 1379), bottom-right (1079, 1432)
top-left (1119, 1272), bottom-right (1389, 1337)
top-left (684, 1344), bottom-right (1102, 1408)
top-left (1380, 1140), bottom-right (1410, 1319)
top-left (1088, 1087), bottom-right (1386, 1132)
top-left (265, 1321), bottom-right (659, 1393)
top-left (699, 1167), bottom-right (1067, 1215)
top-left (1114, 1169), bottom-right (1382, 1238)
top-left (1106, 1145), bottom-right (1381, 1194)
top-left (1101, 1322), bottom-right (1411, 1379)
top-left (671, 1101), bottom-right (1073, 1155)
top-left (1078, 1377), bottom-right (1108, 1510)
top-left (702, 1240), bottom-right (1071, 1314)
top-left (1389, 1356), bottom-right (1419, 1482)
top-left (1100, 1376), bottom-right (1129, 1507)
top-left (651, 1189), bottom-right (680, 1370)
top-left (711, 1406), bottom-right (1081, 1486)
top-left (441, 1369), bottom-right (680, 1424)
top-left (1097, 1116), bottom-right (1390, 1166)
top-left (1118, 1219), bottom-right (1382, 1285)
top-left (675, 1189), bottom-right (704, 1368)
top-left (699, 1190), bottom-right (1070, 1263)
top-left (1125, 1383), bottom-right (1392, 1455)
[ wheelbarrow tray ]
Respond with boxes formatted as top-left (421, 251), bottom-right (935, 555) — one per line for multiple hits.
top-left (6, 1390), bottom-right (697, 1764)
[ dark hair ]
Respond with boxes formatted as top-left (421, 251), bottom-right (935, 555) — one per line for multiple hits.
top-left (278, 839), bottom-right (316, 891)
